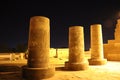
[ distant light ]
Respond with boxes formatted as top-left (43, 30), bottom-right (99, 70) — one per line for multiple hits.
top-left (115, 11), bottom-right (120, 19)
top-left (118, 11), bottom-right (120, 18)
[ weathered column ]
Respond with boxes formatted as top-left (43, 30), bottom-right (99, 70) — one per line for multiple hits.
top-left (22, 16), bottom-right (55, 80)
top-left (88, 24), bottom-right (107, 65)
top-left (65, 26), bottom-right (89, 70)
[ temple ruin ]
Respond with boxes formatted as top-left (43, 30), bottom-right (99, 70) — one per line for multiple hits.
top-left (0, 16), bottom-right (120, 80)
top-left (104, 19), bottom-right (120, 61)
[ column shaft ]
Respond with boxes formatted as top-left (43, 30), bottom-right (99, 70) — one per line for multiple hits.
top-left (65, 26), bottom-right (89, 70)
top-left (22, 16), bottom-right (55, 80)
top-left (69, 26), bottom-right (85, 62)
top-left (89, 24), bottom-right (107, 65)
top-left (28, 16), bottom-right (50, 68)
top-left (91, 24), bottom-right (103, 59)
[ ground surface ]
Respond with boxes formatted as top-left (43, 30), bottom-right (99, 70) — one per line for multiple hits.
top-left (0, 58), bottom-right (120, 80)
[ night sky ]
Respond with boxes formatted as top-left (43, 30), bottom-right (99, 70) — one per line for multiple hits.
top-left (0, 0), bottom-right (120, 50)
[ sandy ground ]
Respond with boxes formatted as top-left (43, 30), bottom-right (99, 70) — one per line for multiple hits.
top-left (0, 58), bottom-right (120, 80)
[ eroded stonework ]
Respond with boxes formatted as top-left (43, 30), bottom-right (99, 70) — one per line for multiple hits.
top-left (104, 19), bottom-right (120, 61)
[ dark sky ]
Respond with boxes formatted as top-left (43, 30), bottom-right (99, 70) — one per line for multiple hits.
top-left (0, 0), bottom-right (120, 50)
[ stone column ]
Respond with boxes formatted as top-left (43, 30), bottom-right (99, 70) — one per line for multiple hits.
top-left (65, 26), bottom-right (89, 70)
top-left (22, 16), bottom-right (55, 80)
top-left (88, 24), bottom-right (107, 65)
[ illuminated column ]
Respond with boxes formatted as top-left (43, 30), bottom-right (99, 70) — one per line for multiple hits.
top-left (88, 24), bottom-right (107, 65)
top-left (22, 16), bottom-right (55, 80)
top-left (65, 26), bottom-right (89, 70)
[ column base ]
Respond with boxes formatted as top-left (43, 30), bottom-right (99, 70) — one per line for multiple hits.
top-left (64, 61), bottom-right (89, 71)
top-left (22, 65), bottom-right (55, 80)
top-left (88, 58), bottom-right (107, 65)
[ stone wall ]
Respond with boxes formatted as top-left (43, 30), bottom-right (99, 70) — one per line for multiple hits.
top-left (104, 43), bottom-right (120, 61)
top-left (0, 48), bottom-right (90, 61)
top-left (50, 48), bottom-right (69, 59)
top-left (0, 53), bottom-right (25, 61)
top-left (103, 19), bottom-right (120, 61)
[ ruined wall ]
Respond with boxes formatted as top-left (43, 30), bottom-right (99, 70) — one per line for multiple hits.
top-left (104, 19), bottom-right (120, 61)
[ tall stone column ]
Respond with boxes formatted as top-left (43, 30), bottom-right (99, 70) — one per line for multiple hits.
top-left (65, 26), bottom-right (89, 70)
top-left (22, 16), bottom-right (55, 80)
top-left (88, 24), bottom-right (107, 65)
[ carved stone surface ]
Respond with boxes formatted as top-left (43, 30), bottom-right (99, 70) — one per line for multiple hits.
top-left (89, 24), bottom-right (107, 65)
top-left (65, 26), bottom-right (89, 70)
top-left (22, 16), bottom-right (55, 80)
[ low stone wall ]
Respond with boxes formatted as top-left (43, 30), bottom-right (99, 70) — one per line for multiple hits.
top-left (0, 53), bottom-right (25, 61)
top-left (56, 48), bottom-right (69, 59)
top-left (50, 48), bottom-right (56, 58)
top-left (50, 48), bottom-right (69, 59)
top-left (0, 48), bottom-right (91, 61)
top-left (104, 43), bottom-right (120, 61)
top-left (50, 48), bottom-right (90, 59)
